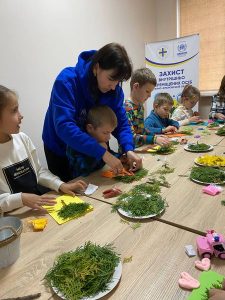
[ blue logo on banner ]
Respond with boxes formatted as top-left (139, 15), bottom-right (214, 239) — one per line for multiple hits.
top-left (177, 42), bottom-right (187, 56)
top-left (158, 47), bottom-right (168, 58)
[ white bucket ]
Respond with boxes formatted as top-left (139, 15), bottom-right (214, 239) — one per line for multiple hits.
top-left (0, 215), bottom-right (23, 268)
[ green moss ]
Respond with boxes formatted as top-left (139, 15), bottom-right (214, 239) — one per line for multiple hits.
top-left (44, 242), bottom-right (120, 300)
top-left (115, 168), bottom-right (148, 183)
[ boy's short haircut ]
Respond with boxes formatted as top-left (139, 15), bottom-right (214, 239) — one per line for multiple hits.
top-left (130, 68), bottom-right (157, 89)
top-left (153, 93), bottom-right (173, 106)
top-left (86, 105), bottom-right (117, 128)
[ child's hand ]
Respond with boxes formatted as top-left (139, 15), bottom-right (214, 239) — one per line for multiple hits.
top-left (59, 180), bottom-right (87, 196)
top-left (155, 136), bottom-right (171, 146)
top-left (126, 151), bottom-right (142, 172)
top-left (215, 113), bottom-right (225, 120)
top-left (163, 126), bottom-right (177, 133)
top-left (103, 151), bottom-right (124, 174)
top-left (189, 116), bottom-right (201, 123)
top-left (208, 279), bottom-right (225, 300)
top-left (193, 111), bottom-right (200, 116)
top-left (21, 193), bottom-right (57, 212)
top-left (208, 289), bottom-right (225, 300)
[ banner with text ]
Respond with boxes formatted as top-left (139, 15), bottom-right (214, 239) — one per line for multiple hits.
top-left (145, 34), bottom-right (199, 114)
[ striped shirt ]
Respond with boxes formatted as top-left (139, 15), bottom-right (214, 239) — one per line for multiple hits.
top-left (209, 94), bottom-right (225, 119)
top-left (124, 99), bottom-right (154, 148)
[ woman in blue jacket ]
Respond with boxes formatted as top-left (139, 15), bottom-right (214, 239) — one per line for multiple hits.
top-left (42, 43), bottom-right (142, 181)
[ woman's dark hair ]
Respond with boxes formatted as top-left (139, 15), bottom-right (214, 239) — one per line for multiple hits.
top-left (89, 43), bottom-right (132, 103)
top-left (0, 85), bottom-right (17, 116)
top-left (218, 75), bottom-right (225, 102)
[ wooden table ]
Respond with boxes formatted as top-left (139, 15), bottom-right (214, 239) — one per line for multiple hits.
top-left (1, 124), bottom-right (225, 300)
top-left (155, 130), bottom-right (225, 233)
top-left (2, 203), bottom-right (223, 300)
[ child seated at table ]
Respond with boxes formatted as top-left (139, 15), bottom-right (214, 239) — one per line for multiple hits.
top-left (124, 68), bottom-right (170, 148)
top-left (67, 105), bottom-right (118, 177)
top-left (171, 84), bottom-right (201, 125)
top-left (144, 93), bottom-right (179, 134)
top-left (209, 75), bottom-right (225, 121)
top-left (0, 85), bottom-right (87, 213)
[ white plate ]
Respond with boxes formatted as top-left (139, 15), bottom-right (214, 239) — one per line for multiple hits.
top-left (216, 129), bottom-right (225, 135)
top-left (52, 261), bottom-right (122, 300)
top-left (184, 144), bottom-right (213, 153)
top-left (194, 158), bottom-right (225, 168)
top-left (118, 207), bottom-right (165, 219)
top-left (190, 177), bottom-right (225, 185)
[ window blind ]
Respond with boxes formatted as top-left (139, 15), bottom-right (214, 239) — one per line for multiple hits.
top-left (180, 0), bottom-right (225, 91)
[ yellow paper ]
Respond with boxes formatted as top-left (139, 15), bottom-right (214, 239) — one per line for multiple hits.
top-left (147, 149), bottom-right (157, 153)
top-left (28, 218), bottom-right (48, 231)
top-left (43, 195), bottom-right (93, 225)
top-left (147, 145), bottom-right (161, 153)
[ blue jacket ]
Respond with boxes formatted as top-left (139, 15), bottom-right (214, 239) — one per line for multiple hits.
top-left (144, 110), bottom-right (179, 134)
top-left (42, 50), bottom-right (134, 160)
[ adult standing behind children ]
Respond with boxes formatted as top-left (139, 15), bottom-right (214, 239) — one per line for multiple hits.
top-left (171, 85), bottom-right (201, 126)
top-left (124, 68), bottom-right (170, 148)
top-left (42, 43), bottom-right (142, 181)
top-left (209, 75), bottom-right (225, 121)
top-left (144, 93), bottom-right (179, 134)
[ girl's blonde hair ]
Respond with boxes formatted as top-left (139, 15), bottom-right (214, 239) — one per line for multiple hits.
top-left (180, 85), bottom-right (200, 103)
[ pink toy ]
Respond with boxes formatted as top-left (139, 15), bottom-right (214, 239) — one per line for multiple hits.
top-left (196, 230), bottom-right (225, 259)
top-left (178, 272), bottom-right (200, 289)
top-left (202, 184), bottom-right (222, 196)
top-left (195, 257), bottom-right (211, 271)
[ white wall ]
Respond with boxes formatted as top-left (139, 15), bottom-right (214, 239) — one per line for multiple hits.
top-left (0, 0), bottom-right (178, 165)
top-left (0, 0), bottom-right (156, 164)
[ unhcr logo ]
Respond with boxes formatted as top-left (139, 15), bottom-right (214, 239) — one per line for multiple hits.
top-left (177, 42), bottom-right (187, 56)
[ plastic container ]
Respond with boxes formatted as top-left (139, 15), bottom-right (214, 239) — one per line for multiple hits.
top-left (0, 212), bottom-right (23, 268)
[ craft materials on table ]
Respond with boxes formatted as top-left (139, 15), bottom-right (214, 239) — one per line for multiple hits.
top-left (187, 271), bottom-right (224, 300)
top-left (101, 168), bottom-right (134, 178)
top-left (84, 183), bottom-right (98, 195)
top-left (43, 195), bottom-right (93, 225)
top-left (202, 184), bottom-right (222, 196)
top-left (196, 230), bottom-right (225, 259)
top-left (164, 133), bottom-right (186, 138)
top-left (194, 258), bottom-right (211, 271)
top-left (178, 272), bottom-right (200, 290)
top-left (101, 168), bottom-right (148, 183)
top-left (185, 245), bottom-right (196, 257)
top-left (216, 126), bottom-right (225, 136)
top-left (178, 127), bottom-right (194, 135)
top-left (44, 241), bottom-right (121, 300)
top-left (112, 183), bottom-right (165, 219)
top-left (135, 144), bottom-right (176, 155)
top-left (184, 143), bottom-right (213, 153)
top-left (190, 166), bottom-right (225, 185)
top-left (28, 218), bottom-right (48, 231)
top-left (102, 187), bottom-right (122, 199)
top-left (194, 155), bottom-right (225, 167)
